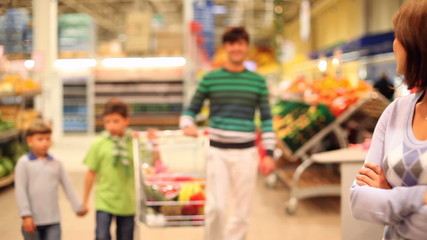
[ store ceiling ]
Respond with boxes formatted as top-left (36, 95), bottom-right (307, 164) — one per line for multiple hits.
top-left (0, 0), bottom-right (321, 42)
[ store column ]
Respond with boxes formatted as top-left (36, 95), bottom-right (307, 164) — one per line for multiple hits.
top-left (32, 0), bottom-right (62, 140)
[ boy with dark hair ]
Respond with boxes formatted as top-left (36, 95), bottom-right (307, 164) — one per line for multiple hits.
top-left (82, 98), bottom-right (136, 240)
top-left (15, 119), bottom-right (86, 240)
top-left (181, 26), bottom-right (276, 240)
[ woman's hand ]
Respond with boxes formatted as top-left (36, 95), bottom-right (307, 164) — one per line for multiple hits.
top-left (356, 162), bottom-right (392, 189)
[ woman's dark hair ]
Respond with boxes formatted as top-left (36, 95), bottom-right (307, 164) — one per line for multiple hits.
top-left (222, 27), bottom-right (249, 44)
top-left (102, 98), bottom-right (128, 118)
top-left (393, 0), bottom-right (427, 90)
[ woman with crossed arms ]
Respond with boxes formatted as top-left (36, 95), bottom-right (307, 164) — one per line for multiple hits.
top-left (350, 1), bottom-right (427, 239)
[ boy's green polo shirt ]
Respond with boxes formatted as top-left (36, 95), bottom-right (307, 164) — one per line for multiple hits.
top-left (84, 136), bottom-right (135, 215)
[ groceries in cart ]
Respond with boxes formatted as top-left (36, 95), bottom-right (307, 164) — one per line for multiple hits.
top-left (133, 130), bottom-right (207, 227)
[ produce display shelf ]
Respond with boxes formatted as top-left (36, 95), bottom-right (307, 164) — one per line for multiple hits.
top-left (0, 173), bottom-right (14, 188)
top-left (277, 167), bottom-right (340, 188)
top-left (0, 129), bottom-right (19, 143)
top-left (0, 90), bottom-right (41, 99)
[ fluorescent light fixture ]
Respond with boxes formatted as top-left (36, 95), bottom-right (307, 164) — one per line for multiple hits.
top-left (358, 67), bottom-right (367, 80)
top-left (318, 59), bottom-right (327, 72)
top-left (102, 58), bottom-right (144, 68)
top-left (332, 57), bottom-right (340, 67)
top-left (24, 60), bottom-right (35, 69)
top-left (101, 57), bottom-right (186, 68)
top-left (55, 59), bottom-right (96, 70)
top-left (143, 57), bottom-right (186, 67)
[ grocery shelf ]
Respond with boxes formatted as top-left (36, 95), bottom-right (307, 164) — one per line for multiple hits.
top-left (95, 95), bottom-right (183, 104)
top-left (63, 88), bottom-right (88, 96)
top-left (277, 167), bottom-right (340, 189)
top-left (94, 66), bottom-right (184, 131)
top-left (95, 83), bottom-right (183, 93)
top-left (21, 90), bottom-right (42, 98)
top-left (0, 89), bottom-right (41, 99)
top-left (62, 74), bottom-right (91, 133)
top-left (0, 173), bottom-right (14, 188)
top-left (95, 78), bottom-right (183, 83)
top-left (0, 129), bottom-right (19, 143)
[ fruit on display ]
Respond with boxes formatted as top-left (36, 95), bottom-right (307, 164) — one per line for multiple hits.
top-left (0, 81), bottom-right (14, 94)
top-left (141, 156), bottom-right (206, 226)
top-left (181, 204), bottom-right (199, 216)
top-left (0, 74), bottom-right (41, 95)
top-left (0, 157), bottom-right (14, 178)
top-left (160, 205), bottom-right (182, 217)
top-left (13, 142), bottom-right (26, 163)
top-left (144, 185), bottom-right (167, 202)
top-left (189, 191), bottom-right (205, 215)
top-left (143, 180), bottom-right (206, 225)
top-left (178, 183), bottom-right (203, 202)
top-left (0, 112), bottom-right (14, 132)
top-left (151, 182), bottom-right (181, 200)
top-left (0, 163), bottom-right (6, 178)
top-left (145, 212), bottom-right (167, 227)
top-left (189, 191), bottom-right (205, 208)
top-left (282, 75), bottom-right (372, 116)
top-left (273, 102), bottom-right (335, 152)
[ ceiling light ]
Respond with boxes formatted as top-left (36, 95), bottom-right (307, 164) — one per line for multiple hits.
top-left (318, 59), bottom-right (327, 72)
top-left (55, 59), bottom-right (97, 70)
top-left (24, 60), bottom-right (35, 69)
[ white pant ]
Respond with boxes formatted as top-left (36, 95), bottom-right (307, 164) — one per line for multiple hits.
top-left (205, 147), bottom-right (259, 240)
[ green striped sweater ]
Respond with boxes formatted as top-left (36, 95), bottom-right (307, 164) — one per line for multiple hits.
top-left (180, 68), bottom-right (276, 156)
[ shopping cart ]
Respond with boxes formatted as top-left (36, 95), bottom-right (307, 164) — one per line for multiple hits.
top-left (132, 130), bottom-right (208, 239)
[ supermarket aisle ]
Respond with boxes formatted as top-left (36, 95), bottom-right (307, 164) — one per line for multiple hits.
top-left (0, 135), bottom-right (340, 240)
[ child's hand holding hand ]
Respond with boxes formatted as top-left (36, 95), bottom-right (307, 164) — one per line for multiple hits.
top-left (22, 216), bottom-right (36, 233)
top-left (77, 205), bottom-right (88, 217)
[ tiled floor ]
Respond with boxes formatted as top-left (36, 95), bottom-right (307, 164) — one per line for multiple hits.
top-left (0, 135), bottom-right (341, 240)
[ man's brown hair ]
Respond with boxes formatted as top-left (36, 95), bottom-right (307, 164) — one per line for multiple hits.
top-left (393, 0), bottom-right (427, 90)
top-left (222, 26), bottom-right (249, 44)
top-left (102, 98), bottom-right (129, 118)
top-left (26, 119), bottom-right (52, 137)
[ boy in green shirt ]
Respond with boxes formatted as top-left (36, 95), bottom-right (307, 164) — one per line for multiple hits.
top-left (82, 98), bottom-right (135, 240)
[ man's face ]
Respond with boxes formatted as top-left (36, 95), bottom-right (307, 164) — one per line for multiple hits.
top-left (224, 39), bottom-right (249, 65)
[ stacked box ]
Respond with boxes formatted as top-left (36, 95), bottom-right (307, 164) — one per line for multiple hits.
top-left (63, 76), bottom-right (89, 132)
top-left (155, 31), bottom-right (183, 55)
top-left (59, 13), bottom-right (95, 56)
top-left (4, 8), bottom-right (30, 55)
top-left (0, 16), bottom-right (5, 46)
top-left (125, 12), bottom-right (151, 53)
top-left (193, 1), bottom-right (215, 59)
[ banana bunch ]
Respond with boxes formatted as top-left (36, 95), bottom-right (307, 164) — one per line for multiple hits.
top-left (178, 183), bottom-right (202, 202)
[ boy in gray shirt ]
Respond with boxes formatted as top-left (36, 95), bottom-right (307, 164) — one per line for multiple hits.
top-left (14, 120), bottom-right (87, 240)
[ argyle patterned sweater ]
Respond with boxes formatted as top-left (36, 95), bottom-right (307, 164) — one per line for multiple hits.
top-left (351, 91), bottom-right (427, 240)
